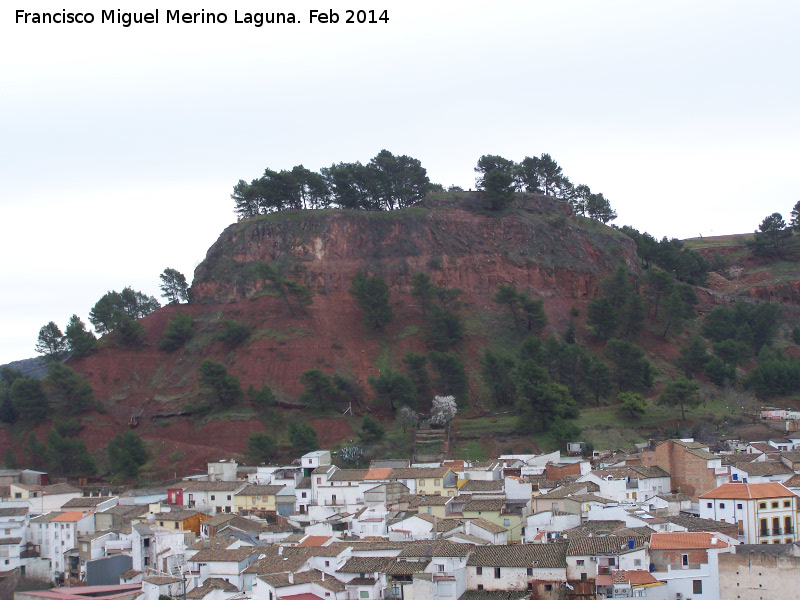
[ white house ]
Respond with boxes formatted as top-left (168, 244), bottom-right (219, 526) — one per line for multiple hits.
top-left (698, 481), bottom-right (799, 544)
top-left (466, 543), bottom-right (567, 598)
top-left (649, 532), bottom-right (733, 600)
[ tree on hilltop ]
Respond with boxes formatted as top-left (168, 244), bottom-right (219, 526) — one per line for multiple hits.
top-left (159, 268), bottom-right (190, 304)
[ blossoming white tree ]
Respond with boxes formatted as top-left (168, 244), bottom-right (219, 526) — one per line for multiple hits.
top-left (430, 395), bottom-right (457, 427)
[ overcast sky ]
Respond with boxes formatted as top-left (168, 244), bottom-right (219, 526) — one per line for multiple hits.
top-left (1, 0), bottom-right (798, 365)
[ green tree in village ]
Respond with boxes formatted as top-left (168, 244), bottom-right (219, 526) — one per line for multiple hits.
top-left (349, 271), bottom-right (392, 330)
top-left (428, 351), bottom-right (469, 403)
top-left (287, 421), bottom-right (319, 453)
top-left (658, 377), bottom-right (701, 421)
top-left (107, 430), bottom-right (148, 478)
top-left (480, 349), bottom-right (517, 407)
top-left (604, 339), bottom-right (655, 393)
top-left (46, 428), bottom-right (96, 477)
top-left (245, 432), bottom-right (278, 464)
top-left (410, 272), bottom-right (436, 317)
top-left (402, 353), bottom-right (430, 399)
top-left (198, 360), bottom-right (243, 406)
top-left (359, 414), bottom-right (385, 443)
top-left (368, 369), bottom-right (417, 411)
top-left (10, 377), bottom-right (49, 423)
top-left (299, 369), bottom-right (340, 408)
top-left (159, 311), bottom-right (194, 351)
top-left (44, 363), bottom-right (94, 414)
top-left (617, 391), bottom-right (647, 419)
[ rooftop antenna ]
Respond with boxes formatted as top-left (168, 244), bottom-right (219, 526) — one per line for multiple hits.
top-left (343, 401), bottom-right (353, 416)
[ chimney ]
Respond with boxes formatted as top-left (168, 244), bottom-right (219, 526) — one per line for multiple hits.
top-left (710, 536), bottom-right (718, 546)
top-left (288, 572), bottom-right (293, 584)
top-left (278, 546), bottom-right (283, 555)
top-left (322, 572), bottom-right (325, 581)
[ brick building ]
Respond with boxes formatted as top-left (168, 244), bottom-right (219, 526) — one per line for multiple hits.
top-left (640, 439), bottom-right (729, 499)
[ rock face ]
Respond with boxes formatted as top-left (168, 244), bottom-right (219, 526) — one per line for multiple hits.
top-left (193, 194), bottom-right (638, 310)
top-left (45, 194), bottom-right (640, 476)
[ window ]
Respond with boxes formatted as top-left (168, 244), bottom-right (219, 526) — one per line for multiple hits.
top-left (738, 503), bottom-right (743, 509)
top-left (634, 559), bottom-right (642, 567)
top-left (360, 593), bottom-right (369, 599)
top-left (772, 501), bottom-right (779, 508)
top-left (580, 573), bottom-right (587, 581)
top-left (527, 583), bottom-right (532, 591)
top-left (544, 585), bottom-right (552, 592)
top-left (760, 502), bottom-right (767, 509)
top-left (438, 564), bottom-right (445, 572)
top-left (576, 560), bottom-right (585, 566)
top-left (693, 580), bottom-right (703, 594)
top-left (302, 492), bottom-right (307, 498)
top-left (227, 495), bottom-right (232, 501)
top-left (682, 554), bottom-right (689, 566)
top-left (325, 561), bottom-right (330, 567)
top-left (707, 502), bottom-right (713, 508)
top-left (174, 523), bottom-right (179, 529)
top-left (720, 503), bottom-right (725, 509)
top-left (14, 493), bottom-right (21, 499)
top-left (434, 480), bottom-right (440, 486)
top-left (504, 519), bottom-right (510, 526)
top-left (211, 495), bottom-right (216, 501)
top-left (494, 568), bottom-right (501, 579)
top-left (785, 500), bottom-right (792, 507)
top-left (527, 568), bottom-right (533, 576)
top-left (476, 567), bottom-right (482, 575)
top-left (477, 585), bottom-right (483, 591)
top-left (419, 479), bottom-right (425, 486)
top-left (428, 507), bottom-right (432, 514)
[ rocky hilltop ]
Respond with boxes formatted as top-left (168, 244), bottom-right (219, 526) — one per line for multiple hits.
top-left (11, 194), bottom-right (641, 477)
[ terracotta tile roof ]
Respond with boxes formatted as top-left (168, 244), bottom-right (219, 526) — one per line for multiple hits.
top-left (62, 497), bottom-right (111, 508)
top-left (447, 533), bottom-right (489, 544)
top-left (468, 543), bottom-right (568, 569)
top-left (649, 532), bottom-right (730, 550)
top-left (0, 538), bottom-right (22, 545)
top-left (390, 467), bottom-right (451, 479)
top-left (663, 515), bottom-right (738, 535)
top-left (570, 493), bottom-right (615, 504)
top-left (184, 481), bottom-right (246, 492)
top-left (156, 509), bottom-right (202, 521)
top-left (337, 556), bottom-right (395, 573)
top-left (0, 508), bottom-right (28, 517)
top-left (120, 569), bottom-right (141, 580)
top-left (460, 480), bottom-right (504, 492)
top-left (460, 591), bottom-right (529, 600)
top-left (564, 520), bottom-right (626, 536)
top-left (329, 470), bottom-right (369, 482)
top-left (238, 484), bottom-right (285, 496)
top-left (536, 482), bottom-right (599, 499)
top-left (399, 540), bottom-right (472, 558)
top-left (784, 474), bottom-right (800, 487)
top-left (43, 483), bottom-right (83, 496)
top-left (258, 569), bottom-right (344, 591)
top-left (298, 536), bottom-right (332, 547)
top-left (686, 448), bottom-right (719, 460)
top-left (189, 547), bottom-right (259, 563)
top-left (733, 462), bottom-right (793, 476)
top-left (386, 560), bottom-right (430, 575)
top-left (144, 576), bottom-right (180, 585)
top-left (596, 570), bottom-right (662, 586)
top-left (53, 512), bottom-right (85, 522)
top-left (410, 495), bottom-right (451, 506)
top-left (749, 442), bottom-right (778, 454)
top-left (186, 537), bottom-right (238, 551)
top-left (202, 513), bottom-right (238, 527)
top-left (365, 468), bottom-right (392, 480)
top-left (699, 482), bottom-right (796, 500)
top-left (463, 499), bottom-right (505, 512)
top-left (670, 440), bottom-right (710, 450)
top-left (566, 535), bottom-right (650, 556)
top-left (468, 518), bottom-right (508, 534)
top-left (185, 578), bottom-right (238, 598)
top-left (347, 540), bottom-right (406, 551)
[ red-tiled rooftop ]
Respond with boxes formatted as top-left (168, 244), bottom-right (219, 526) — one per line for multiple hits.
top-left (699, 482), bottom-right (796, 500)
top-left (298, 535), bottom-right (332, 547)
top-left (649, 532), bottom-right (730, 550)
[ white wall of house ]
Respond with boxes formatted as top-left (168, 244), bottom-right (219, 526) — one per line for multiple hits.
top-left (654, 548), bottom-right (728, 600)
top-left (466, 565), bottom-right (565, 591)
top-left (524, 511), bottom-right (581, 542)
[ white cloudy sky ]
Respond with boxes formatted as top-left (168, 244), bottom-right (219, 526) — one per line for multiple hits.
top-left (1, 0), bottom-right (798, 365)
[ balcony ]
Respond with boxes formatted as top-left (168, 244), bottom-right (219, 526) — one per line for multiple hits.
top-left (773, 528), bottom-right (783, 536)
